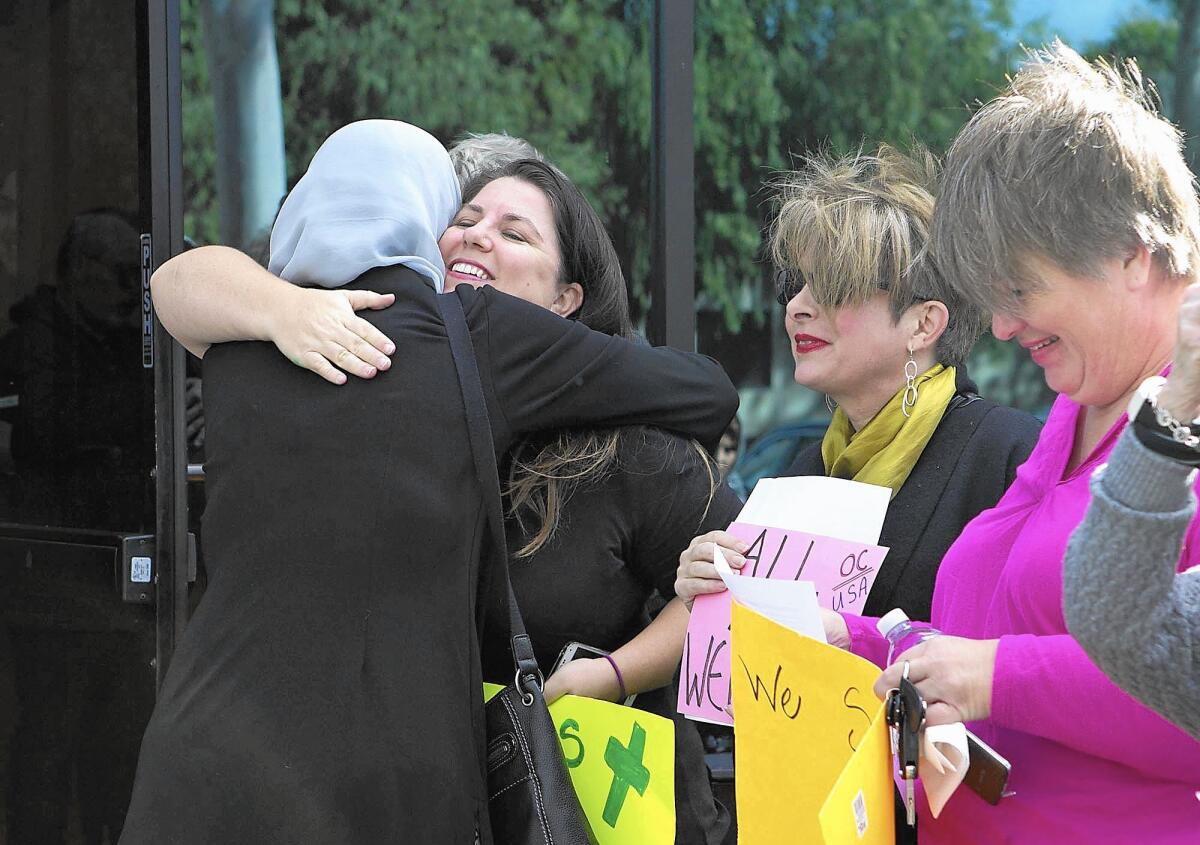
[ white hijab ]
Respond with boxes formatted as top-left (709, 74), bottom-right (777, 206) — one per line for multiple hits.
top-left (268, 120), bottom-right (461, 293)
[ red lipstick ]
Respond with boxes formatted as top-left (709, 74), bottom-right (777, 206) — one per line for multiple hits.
top-left (794, 333), bottom-right (829, 354)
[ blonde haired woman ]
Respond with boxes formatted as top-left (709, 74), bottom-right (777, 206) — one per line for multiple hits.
top-left (678, 146), bottom-right (1039, 626)
top-left (675, 143), bottom-right (1040, 844)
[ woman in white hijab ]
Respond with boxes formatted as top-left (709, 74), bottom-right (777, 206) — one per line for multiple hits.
top-left (154, 120), bottom-right (458, 381)
top-left (268, 119), bottom-right (458, 291)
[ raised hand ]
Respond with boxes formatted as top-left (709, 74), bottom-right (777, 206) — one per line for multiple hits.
top-left (1160, 281), bottom-right (1200, 421)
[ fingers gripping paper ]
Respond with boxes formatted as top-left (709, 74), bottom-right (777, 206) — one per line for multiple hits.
top-left (679, 476), bottom-right (891, 725)
top-left (679, 523), bottom-right (888, 724)
top-left (731, 604), bottom-right (894, 845)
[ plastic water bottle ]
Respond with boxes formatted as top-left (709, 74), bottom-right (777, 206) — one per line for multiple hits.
top-left (877, 608), bottom-right (941, 666)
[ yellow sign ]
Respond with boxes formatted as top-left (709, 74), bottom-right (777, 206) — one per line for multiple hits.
top-left (819, 701), bottom-right (894, 843)
top-left (484, 684), bottom-right (676, 844)
top-left (731, 603), bottom-right (894, 844)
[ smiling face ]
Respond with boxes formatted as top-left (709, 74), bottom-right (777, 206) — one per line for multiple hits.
top-left (989, 253), bottom-right (1175, 412)
top-left (783, 282), bottom-right (917, 417)
top-left (438, 176), bottom-right (570, 311)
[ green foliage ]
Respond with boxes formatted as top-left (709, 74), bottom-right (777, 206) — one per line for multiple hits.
top-left (695, 0), bottom-right (1019, 329)
top-left (182, 0), bottom-right (1023, 331)
top-left (181, 0), bottom-right (219, 246)
top-left (184, 0), bottom-right (648, 269)
top-left (766, 0), bottom-right (1016, 154)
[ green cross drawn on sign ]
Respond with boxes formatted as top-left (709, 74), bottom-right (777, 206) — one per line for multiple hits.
top-left (602, 721), bottom-right (650, 828)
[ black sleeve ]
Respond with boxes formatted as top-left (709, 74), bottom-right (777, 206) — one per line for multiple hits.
top-left (982, 406), bottom-right (1041, 488)
top-left (460, 284), bottom-right (738, 453)
top-left (620, 431), bottom-right (745, 600)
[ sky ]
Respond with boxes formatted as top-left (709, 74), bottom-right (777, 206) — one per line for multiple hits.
top-left (1010, 0), bottom-right (1170, 48)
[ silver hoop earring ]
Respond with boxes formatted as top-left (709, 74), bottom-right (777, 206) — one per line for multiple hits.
top-left (825, 394), bottom-right (836, 414)
top-left (901, 349), bottom-right (919, 418)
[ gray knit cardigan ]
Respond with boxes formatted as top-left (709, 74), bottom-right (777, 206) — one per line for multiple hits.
top-left (1063, 426), bottom-right (1200, 739)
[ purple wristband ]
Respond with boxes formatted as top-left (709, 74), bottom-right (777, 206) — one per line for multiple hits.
top-left (602, 653), bottom-right (627, 702)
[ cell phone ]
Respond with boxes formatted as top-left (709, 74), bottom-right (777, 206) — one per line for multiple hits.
top-left (551, 641), bottom-right (637, 706)
top-left (963, 730), bottom-right (1013, 805)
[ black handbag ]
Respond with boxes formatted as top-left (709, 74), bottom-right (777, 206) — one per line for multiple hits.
top-left (437, 293), bottom-right (591, 845)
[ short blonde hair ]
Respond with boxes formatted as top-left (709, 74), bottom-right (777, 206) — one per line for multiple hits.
top-left (933, 41), bottom-right (1200, 313)
top-left (770, 144), bottom-right (984, 367)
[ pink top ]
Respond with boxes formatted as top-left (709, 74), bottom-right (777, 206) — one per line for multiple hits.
top-left (844, 392), bottom-right (1200, 843)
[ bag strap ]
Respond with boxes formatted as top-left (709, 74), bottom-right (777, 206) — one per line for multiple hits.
top-left (436, 293), bottom-right (542, 695)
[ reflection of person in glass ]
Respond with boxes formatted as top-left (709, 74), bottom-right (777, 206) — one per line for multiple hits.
top-left (1, 208), bottom-right (153, 844)
top-left (119, 121), bottom-right (738, 845)
top-left (714, 414), bottom-right (748, 501)
top-left (6, 208), bottom-right (150, 528)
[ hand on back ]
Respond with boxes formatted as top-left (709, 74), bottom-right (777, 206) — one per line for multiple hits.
top-left (273, 287), bottom-right (397, 385)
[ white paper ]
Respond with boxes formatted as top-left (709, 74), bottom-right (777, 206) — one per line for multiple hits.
top-left (737, 476), bottom-right (891, 545)
top-left (714, 547), bottom-right (826, 643)
top-left (918, 722), bottom-right (969, 818)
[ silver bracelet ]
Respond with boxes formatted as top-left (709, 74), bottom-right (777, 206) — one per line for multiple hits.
top-left (1152, 402), bottom-right (1200, 449)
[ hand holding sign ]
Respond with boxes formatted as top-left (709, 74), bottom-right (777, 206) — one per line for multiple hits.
top-left (675, 530), bottom-right (750, 607)
top-left (678, 476), bottom-right (891, 725)
top-left (679, 524), bottom-right (889, 723)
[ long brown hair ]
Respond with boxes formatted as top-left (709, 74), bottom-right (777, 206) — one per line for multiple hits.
top-left (461, 160), bottom-right (716, 556)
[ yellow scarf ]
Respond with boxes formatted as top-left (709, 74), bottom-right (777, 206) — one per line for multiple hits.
top-left (820, 365), bottom-right (958, 499)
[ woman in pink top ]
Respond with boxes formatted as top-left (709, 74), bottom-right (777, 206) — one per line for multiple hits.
top-left (850, 44), bottom-right (1200, 843)
top-left (678, 42), bottom-right (1200, 843)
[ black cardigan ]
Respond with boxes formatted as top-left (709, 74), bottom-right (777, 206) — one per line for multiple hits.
top-left (784, 377), bottom-right (1041, 623)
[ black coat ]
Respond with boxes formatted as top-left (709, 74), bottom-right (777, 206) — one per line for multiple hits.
top-left (784, 378), bottom-right (1041, 623)
top-left (119, 266), bottom-right (738, 845)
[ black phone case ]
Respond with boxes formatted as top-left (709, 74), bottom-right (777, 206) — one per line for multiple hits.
top-left (963, 731), bottom-right (1011, 805)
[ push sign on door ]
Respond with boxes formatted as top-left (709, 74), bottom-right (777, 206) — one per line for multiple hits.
top-left (131, 556), bottom-right (152, 583)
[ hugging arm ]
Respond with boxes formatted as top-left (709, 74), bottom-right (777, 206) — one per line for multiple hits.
top-left (150, 245), bottom-right (396, 383)
top-left (468, 285), bottom-right (738, 450)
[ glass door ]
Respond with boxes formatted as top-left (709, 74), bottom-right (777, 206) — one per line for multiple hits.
top-left (0, 2), bottom-right (183, 842)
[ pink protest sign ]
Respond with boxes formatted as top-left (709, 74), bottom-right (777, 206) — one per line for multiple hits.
top-left (677, 522), bottom-right (889, 724)
top-left (679, 591), bottom-right (735, 723)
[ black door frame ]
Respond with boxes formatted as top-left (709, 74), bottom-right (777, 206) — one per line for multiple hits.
top-left (648, 0), bottom-right (696, 351)
top-left (147, 0), bottom-right (188, 687)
